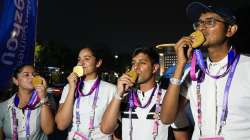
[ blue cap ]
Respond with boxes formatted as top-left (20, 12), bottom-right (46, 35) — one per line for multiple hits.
top-left (186, 1), bottom-right (237, 24)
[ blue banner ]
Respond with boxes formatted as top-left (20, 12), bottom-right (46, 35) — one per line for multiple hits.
top-left (0, 0), bottom-right (38, 90)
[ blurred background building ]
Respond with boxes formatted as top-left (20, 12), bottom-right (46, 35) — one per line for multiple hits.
top-left (155, 43), bottom-right (177, 76)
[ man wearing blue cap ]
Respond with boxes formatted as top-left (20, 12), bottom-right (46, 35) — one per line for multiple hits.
top-left (160, 1), bottom-right (250, 140)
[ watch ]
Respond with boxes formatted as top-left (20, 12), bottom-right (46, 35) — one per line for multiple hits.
top-left (40, 96), bottom-right (49, 104)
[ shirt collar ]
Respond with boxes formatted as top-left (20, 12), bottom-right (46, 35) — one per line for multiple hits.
top-left (207, 54), bottom-right (228, 69)
top-left (206, 46), bottom-right (233, 69)
top-left (7, 94), bottom-right (17, 110)
top-left (84, 77), bottom-right (98, 84)
top-left (137, 84), bottom-right (159, 97)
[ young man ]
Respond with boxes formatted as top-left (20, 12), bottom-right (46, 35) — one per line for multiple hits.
top-left (160, 1), bottom-right (250, 140)
top-left (101, 47), bottom-right (189, 140)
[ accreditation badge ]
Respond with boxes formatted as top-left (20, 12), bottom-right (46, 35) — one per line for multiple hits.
top-left (68, 131), bottom-right (89, 140)
top-left (91, 127), bottom-right (112, 140)
top-left (199, 136), bottom-right (224, 140)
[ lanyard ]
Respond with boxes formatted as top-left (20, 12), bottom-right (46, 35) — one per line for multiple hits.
top-left (128, 85), bottom-right (161, 140)
top-left (76, 77), bottom-right (100, 97)
top-left (190, 48), bottom-right (237, 81)
top-left (11, 108), bottom-right (18, 140)
top-left (196, 54), bottom-right (240, 136)
top-left (129, 86), bottom-right (157, 108)
top-left (152, 88), bottom-right (162, 140)
top-left (12, 90), bottom-right (40, 140)
top-left (75, 78), bottom-right (101, 139)
top-left (14, 90), bottom-right (40, 109)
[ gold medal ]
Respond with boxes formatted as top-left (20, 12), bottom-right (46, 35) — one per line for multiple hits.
top-left (127, 70), bottom-right (138, 82)
top-left (73, 66), bottom-right (84, 77)
top-left (32, 76), bottom-right (43, 86)
top-left (190, 30), bottom-right (205, 48)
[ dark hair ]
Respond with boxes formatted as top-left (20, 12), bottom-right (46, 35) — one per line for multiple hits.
top-left (13, 64), bottom-right (34, 78)
top-left (132, 47), bottom-right (159, 64)
top-left (8, 64), bottom-right (34, 94)
top-left (80, 47), bottom-right (103, 61)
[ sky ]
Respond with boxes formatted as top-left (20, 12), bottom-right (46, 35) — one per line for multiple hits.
top-left (36, 0), bottom-right (250, 55)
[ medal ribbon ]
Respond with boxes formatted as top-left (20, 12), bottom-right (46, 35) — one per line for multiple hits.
top-left (76, 77), bottom-right (100, 97)
top-left (129, 86), bottom-right (157, 108)
top-left (190, 48), bottom-right (237, 81)
top-left (75, 78), bottom-right (101, 140)
top-left (192, 49), bottom-right (240, 136)
top-left (128, 85), bottom-right (161, 140)
top-left (12, 90), bottom-right (40, 139)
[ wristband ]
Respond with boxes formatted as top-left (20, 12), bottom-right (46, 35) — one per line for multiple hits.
top-left (114, 93), bottom-right (123, 100)
top-left (40, 96), bottom-right (49, 104)
top-left (170, 78), bottom-right (181, 85)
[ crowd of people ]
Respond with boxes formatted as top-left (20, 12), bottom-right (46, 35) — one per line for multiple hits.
top-left (1, 1), bottom-right (250, 140)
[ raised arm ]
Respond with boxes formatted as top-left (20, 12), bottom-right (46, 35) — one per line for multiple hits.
top-left (35, 77), bottom-right (55, 134)
top-left (101, 74), bottom-right (134, 134)
top-left (55, 72), bottom-right (77, 130)
top-left (40, 101), bottom-right (55, 134)
top-left (160, 64), bottom-right (187, 124)
top-left (160, 36), bottom-right (192, 124)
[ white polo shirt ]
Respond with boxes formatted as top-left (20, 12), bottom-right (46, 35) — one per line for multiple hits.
top-left (59, 79), bottom-right (116, 140)
top-left (121, 84), bottom-right (189, 140)
top-left (181, 54), bottom-right (250, 140)
top-left (0, 95), bottom-right (49, 140)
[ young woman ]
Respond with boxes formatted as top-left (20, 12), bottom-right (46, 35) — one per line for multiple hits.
top-left (55, 47), bottom-right (116, 140)
top-left (0, 64), bottom-right (54, 140)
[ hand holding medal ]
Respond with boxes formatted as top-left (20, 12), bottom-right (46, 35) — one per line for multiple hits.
top-left (32, 75), bottom-right (48, 99)
top-left (126, 69), bottom-right (138, 83)
top-left (190, 30), bottom-right (205, 48)
top-left (32, 75), bottom-right (43, 87)
top-left (73, 65), bottom-right (84, 77)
